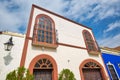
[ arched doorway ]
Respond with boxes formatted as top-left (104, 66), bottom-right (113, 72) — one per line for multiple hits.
top-left (29, 54), bottom-right (58, 80)
top-left (33, 58), bottom-right (53, 80)
top-left (80, 59), bottom-right (107, 80)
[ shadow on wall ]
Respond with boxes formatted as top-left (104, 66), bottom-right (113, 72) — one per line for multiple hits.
top-left (3, 52), bottom-right (13, 65)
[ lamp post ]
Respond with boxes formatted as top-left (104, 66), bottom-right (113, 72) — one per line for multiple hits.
top-left (4, 37), bottom-right (14, 51)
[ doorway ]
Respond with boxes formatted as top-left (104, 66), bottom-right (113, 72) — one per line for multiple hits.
top-left (80, 59), bottom-right (107, 80)
top-left (83, 68), bottom-right (103, 80)
top-left (33, 58), bottom-right (53, 80)
top-left (33, 69), bottom-right (52, 80)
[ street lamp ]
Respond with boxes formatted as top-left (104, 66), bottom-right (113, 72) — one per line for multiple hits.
top-left (4, 37), bottom-right (14, 51)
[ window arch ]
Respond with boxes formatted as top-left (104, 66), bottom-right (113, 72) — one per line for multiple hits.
top-left (79, 59), bottom-right (108, 80)
top-left (107, 62), bottom-right (119, 80)
top-left (29, 54), bottom-right (58, 80)
top-left (83, 30), bottom-right (99, 54)
top-left (32, 14), bottom-right (57, 48)
top-left (34, 58), bottom-right (53, 69)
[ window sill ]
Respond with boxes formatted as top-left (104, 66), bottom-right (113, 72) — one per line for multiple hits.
top-left (88, 51), bottom-right (100, 55)
top-left (32, 42), bottom-right (58, 48)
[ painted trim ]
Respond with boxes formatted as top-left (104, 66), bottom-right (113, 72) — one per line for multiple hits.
top-left (100, 54), bottom-right (110, 80)
top-left (20, 6), bottom-right (34, 67)
top-left (21, 35), bottom-right (87, 50)
top-left (29, 54), bottom-right (58, 80)
top-left (91, 30), bottom-right (100, 51)
top-left (26, 36), bottom-right (32, 40)
top-left (32, 4), bottom-right (92, 30)
top-left (58, 42), bottom-right (87, 50)
top-left (79, 59), bottom-right (108, 80)
top-left (107, 62), bottom-right (120, 80)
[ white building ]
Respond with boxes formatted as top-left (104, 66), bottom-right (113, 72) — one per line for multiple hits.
top-left (0, 31), bottom-right (25, 80)
top-left (0, 4), bottom-right (109, 80)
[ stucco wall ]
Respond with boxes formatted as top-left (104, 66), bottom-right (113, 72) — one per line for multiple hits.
top-left (29, 8), bottom-right (95, 48)
top-left (23, 6), bottom-right (109, 80)
top-left (0, 5), bottom-right (109, 80)
top-left (0, 34), bottom-right (25, 80)
top-left (25, 40), bottom-right (106, 80)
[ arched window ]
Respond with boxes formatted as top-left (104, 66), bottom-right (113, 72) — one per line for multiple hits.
top-left (34, 58), bottom-right (53, 69)
top-left (83, 30), bottom-right (99, 54)
top-left (32, 14), bottom-right (57, 48)
top-left (107, 62), bottom-right (119, 80)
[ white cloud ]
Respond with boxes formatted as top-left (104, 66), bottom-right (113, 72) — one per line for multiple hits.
top-left (64, 0), bottom-right (120, 22)
top-left (0, 0), bottom-right (120, 32)
top-left (98, 34), bottom-right (120, 48)
top-left (0, 0), bottom-right (31, 33)
top-left (0, 0), bottom-right (119, 48)
top-left (0, 0), bottom-right (67, 33)
top-left (104, 20), bottom-right (120, 33)
top-left (0, 0), bottom-right (120, 33)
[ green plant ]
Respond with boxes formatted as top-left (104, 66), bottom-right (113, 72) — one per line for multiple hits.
top-left (6, 67), bottom-right (33, 80)
top-left (59, 69), bottom-right (76, 80)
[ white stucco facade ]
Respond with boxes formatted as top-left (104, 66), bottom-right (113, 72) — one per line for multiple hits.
top-left (0, 5), bottom-right (109, 80)
top-left (23, 5), bottom-right (109, 80)
top-left (0, 32), bottom-right (25, 80)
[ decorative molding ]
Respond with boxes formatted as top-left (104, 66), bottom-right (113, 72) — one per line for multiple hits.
top-left (2, 31), bottom-right (25, 38)
top-left (20, 5), bottom-right (34, 67)
top-left (32, 42), bottom-right (58, 48)
top-left (88, 51), bottom-right (100, 55)
top-left (58, 42), bottom-right (86, 50)
top-left (22, 36), bottom-right (87, 50)
top-left (107, 62), bottom-right (120, 79)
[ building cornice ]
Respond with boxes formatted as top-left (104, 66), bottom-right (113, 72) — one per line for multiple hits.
top-left (100, 47), bottom-right (120, 55)
top-left (1, 31), bottom-right (25, 38)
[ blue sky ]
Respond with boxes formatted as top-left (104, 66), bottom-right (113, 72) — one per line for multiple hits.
top-left (0, 0), bottom-right (120, 48)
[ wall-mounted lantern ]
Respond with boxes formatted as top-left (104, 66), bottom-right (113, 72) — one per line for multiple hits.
top-left (4, 37), bottom-right (14, 51)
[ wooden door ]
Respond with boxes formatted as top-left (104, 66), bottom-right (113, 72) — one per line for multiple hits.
top-left (83, 68), bottom-right (103, 80)
top-left (33, 69), bottom-right (52, 80)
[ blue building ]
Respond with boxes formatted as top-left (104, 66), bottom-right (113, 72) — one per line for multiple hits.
top-left (101, 47), bottom-right (120, 80)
